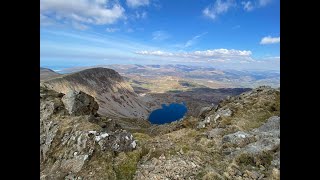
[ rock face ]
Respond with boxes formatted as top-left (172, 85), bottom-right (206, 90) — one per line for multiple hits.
top-left (62, 90), bottom-right (99, 116)
top-left (42, 68), bottom-right (150, 119)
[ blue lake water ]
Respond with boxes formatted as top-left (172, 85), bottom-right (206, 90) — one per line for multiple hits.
top-left (148, 103), bottom-right (188, 124)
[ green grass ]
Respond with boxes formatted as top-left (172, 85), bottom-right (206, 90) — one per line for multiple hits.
top-left (114, 150), bottom-right (142, 180)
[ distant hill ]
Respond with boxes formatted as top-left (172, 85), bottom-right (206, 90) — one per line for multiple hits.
top-left (60, 64), bottom-right (279, 88)
top-left (40, 67), bottom-right (61, 81)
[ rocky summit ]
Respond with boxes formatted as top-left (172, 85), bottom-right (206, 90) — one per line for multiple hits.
top-left (40, 68), bottom-right (280, 180)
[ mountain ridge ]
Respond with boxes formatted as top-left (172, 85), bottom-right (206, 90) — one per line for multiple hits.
top-left (41, 67), bottom-right (150, 119)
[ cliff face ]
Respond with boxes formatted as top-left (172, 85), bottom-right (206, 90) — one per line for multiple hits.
top-left (42, 68), bottom-right (150, 119)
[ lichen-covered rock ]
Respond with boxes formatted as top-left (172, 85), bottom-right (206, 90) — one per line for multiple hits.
top-left (93, 129), bottom-right (137, 152)
top-left (62, 91), bottom-right (99, 116)
top-left (197, 108), bottom-right (232, 129)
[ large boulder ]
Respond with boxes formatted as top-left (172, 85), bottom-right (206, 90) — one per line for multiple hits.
top-left (62, 91), bottom-right (99, 116)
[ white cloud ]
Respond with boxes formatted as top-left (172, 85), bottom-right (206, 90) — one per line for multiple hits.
top-left (184, 32), bottom-right (207, 48)
top-left (260, 36), bottom-right (280, 44)
top-left (126, 0), bottom-right (150, 8)
top-left (135, 49), bottom-right (253, 62)
top-left (106, 27), bottom-right (120, 32)
top-left (241, 0), bottom-right (272, 11)
top-left (152, 31), bottom-right (170, 41)
top-left (137, 50), bottom-right (174, 56)
top-left (241, 1), bottom-right (254, 11)
top-left (203, 0), bottom-right (235, 20)
top-left (40, 0), bottom-right (125, 25)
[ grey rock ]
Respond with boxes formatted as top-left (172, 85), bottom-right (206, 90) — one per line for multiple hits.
top-left (197, 121), bottom-right (206, 129)
top-left (197, 108), bottom-right (232, 129)
top-left (216, 108), bottom-right (232, 117)
top-left (252, 116), bottom-right (280, 139)
top-left (62, 91), bottom-right (99, 116)
top-left (198, 106), bottom-right (213, 118)
top-left (243, 137), bottom-right (280, 155)
top-left (222, 131), bottom-right (256, 148)
top-left (96, 130), bottom-right (136, 152)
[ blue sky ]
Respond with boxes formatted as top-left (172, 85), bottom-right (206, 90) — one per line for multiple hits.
top-left (40, 0), bottom-right (280, 71)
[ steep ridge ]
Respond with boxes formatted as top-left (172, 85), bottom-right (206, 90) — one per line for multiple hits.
top-left (42, 68), bottom-right (150, 119)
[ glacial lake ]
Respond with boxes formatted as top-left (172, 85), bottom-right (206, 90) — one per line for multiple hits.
top-left (148, 103), bottom-right (188, 124)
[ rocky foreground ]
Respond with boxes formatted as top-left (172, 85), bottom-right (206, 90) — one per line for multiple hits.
top-left (40, 85), bottom-right (280, 180)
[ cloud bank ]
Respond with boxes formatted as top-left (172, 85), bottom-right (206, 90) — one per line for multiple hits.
top-left (40, 0), bottom-right (125, 25)
top-left (260, 36), bottom-right (280, 44)
top-left (135, 49), bottom-right (253, 63)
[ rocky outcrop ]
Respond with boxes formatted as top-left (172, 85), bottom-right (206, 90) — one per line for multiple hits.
top-left (62, 90), bottom-right (99, 116)
top-left (90, 129), bottom-right (137, 152)
top-left (198, 106), bottom-right (215, 118)
top-left (220, 116), bottom-right (280, 156)
top-left (197, 107), bottom-right (232, 129)
top-left (197, 86), bottom-right (280, 131)
top-left (40, 86), bottom-right (137, 179)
